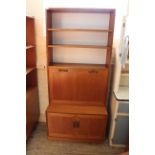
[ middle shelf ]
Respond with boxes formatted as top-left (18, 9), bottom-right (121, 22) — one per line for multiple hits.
top-left (48, 28), bottom-right (112, 32)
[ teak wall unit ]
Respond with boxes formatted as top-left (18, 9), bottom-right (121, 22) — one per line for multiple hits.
top-left (26, 16), bottom-right (40, 141)
top-left (46, 8), bottom-right (115, 142)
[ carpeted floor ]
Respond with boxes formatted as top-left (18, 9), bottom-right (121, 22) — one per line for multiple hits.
top-left (27, 123), bottom-right (124, 155)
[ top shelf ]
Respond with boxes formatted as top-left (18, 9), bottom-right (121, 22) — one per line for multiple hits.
top-left (48, 28), bottom-right (112, 32)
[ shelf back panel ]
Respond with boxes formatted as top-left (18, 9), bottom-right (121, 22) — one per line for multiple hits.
top-left (52, 48), bottom-right (107, 64)
top-left (49, 31), bottom-right (108, 46)
top-left (51, 13), bottom-right (110, 29)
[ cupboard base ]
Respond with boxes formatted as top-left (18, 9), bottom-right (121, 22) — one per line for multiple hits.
top-left (46, 105), bottom-right (107, 143)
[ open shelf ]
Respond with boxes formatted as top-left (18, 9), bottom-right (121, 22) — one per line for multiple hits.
top-left (49, 63), bottom-right (108, 69)
top-left (48, 28), bottom-right (112, 32)
top-left (26, 67), bottom-right (35, 75)
top-left (48, 44), bottom-right (109, 49)
top-left (26, 45), bottom-right (35, 50)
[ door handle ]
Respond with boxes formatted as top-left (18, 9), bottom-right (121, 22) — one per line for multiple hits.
top-left (76, 121), bottom-right (80, 128)
top-left (58, 69), bottom-right (68, 72)
top-left (88, 70), bottom-right (98, 73)
top-left (73, 121), bottom-right (77, 128)
top-left (73, 121), bottom-right (80, 128)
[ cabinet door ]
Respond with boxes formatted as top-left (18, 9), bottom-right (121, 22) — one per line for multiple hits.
top-left (77, 69), bottom-right (108, 104)
top-left (118, 102), bottom-right (129, 113)
top-left (48, 68), bottom-right (77, 101)
top-left (47, 112), bottom-right (107, 141)
top-left (112, 116), bottom-right (129, 145)
top-left (48, 67), bottom-right (108, 105)
top-left (76, 115), bottom-right (107, 140)
top-left (47, 113), bottom-right (76, 138)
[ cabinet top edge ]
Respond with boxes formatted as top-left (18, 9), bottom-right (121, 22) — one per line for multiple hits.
top-left (46, 8), bottom-right (115, 13)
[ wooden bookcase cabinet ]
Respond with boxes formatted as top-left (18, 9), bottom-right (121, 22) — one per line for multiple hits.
top-left (26, 16), bottom-right (39, 141)
top-left (46, 8), bottom-right (115, 142)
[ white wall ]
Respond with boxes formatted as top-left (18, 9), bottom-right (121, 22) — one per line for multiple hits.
top-left (26, 0), bottom-right (129, 122)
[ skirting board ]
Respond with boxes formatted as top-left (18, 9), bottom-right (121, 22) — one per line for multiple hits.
top-left (39, 113), bottom-right (46, 122)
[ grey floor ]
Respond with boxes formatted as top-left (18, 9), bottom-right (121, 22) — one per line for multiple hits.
top-left (27, 123), bottom-right (124, 155)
